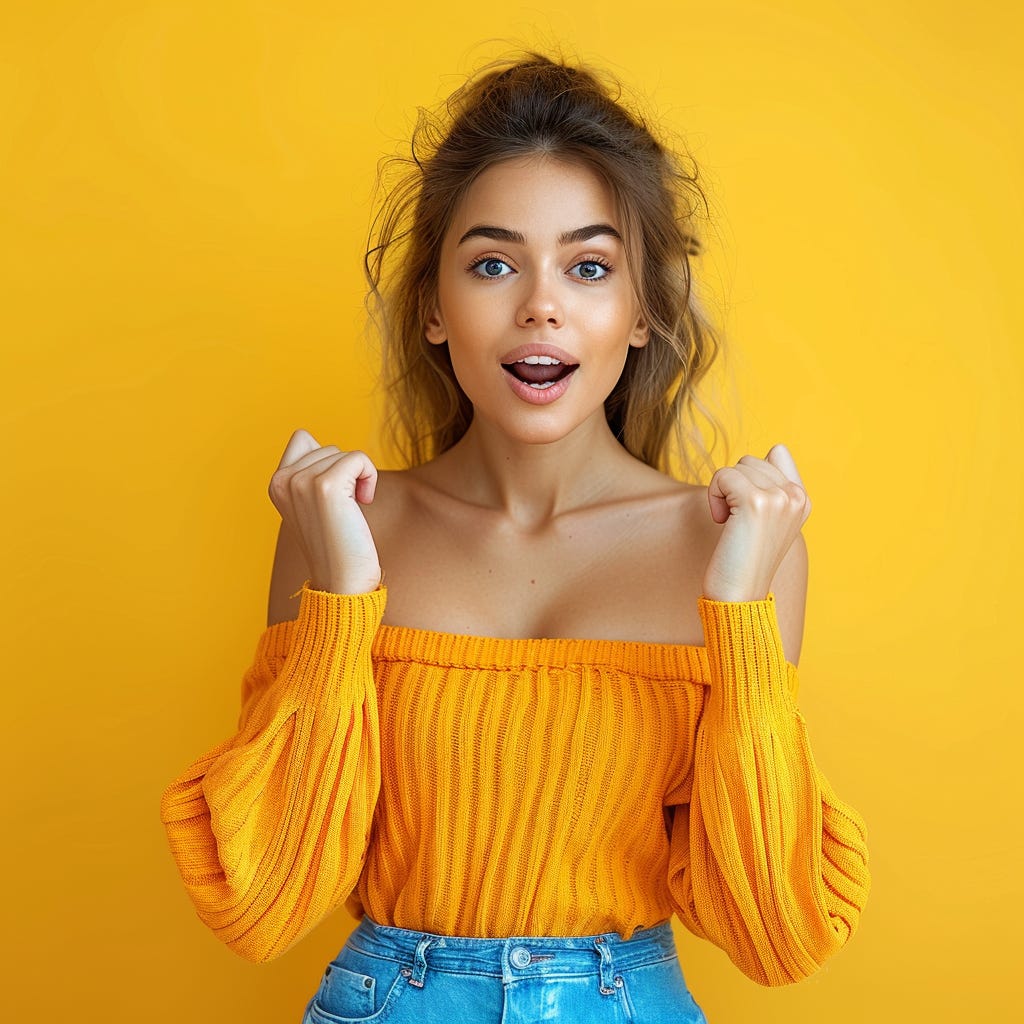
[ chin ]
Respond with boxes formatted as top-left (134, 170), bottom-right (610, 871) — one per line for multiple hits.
top-left (509, 423), bottom-right (579, 447)
top-left (480, 404), bottom-right (608, 448)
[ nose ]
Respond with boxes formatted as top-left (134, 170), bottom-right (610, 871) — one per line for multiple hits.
top-left (515, 273), bottom-right (563, 329)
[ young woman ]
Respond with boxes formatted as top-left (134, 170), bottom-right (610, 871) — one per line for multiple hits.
top-left (161, 53), bottom-right (870, 1023)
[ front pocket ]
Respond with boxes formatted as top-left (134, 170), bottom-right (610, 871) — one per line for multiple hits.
top-left (308, 957), bottom-right (409, 1024)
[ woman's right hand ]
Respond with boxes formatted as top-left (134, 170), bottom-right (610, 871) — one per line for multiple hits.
top-left (268, 429), bottom-right (382, 595)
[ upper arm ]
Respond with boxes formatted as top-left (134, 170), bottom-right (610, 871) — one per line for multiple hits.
top-left (267, 520), bottom-right (310, 627)
top-left (770, 531), bottom-right (809, 668)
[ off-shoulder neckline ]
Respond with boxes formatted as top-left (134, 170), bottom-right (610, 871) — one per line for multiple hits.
top-left (370, 622), bottom-right (710, 679)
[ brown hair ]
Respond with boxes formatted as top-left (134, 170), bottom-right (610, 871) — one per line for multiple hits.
top-left (364, 50), bottom-right (727, 482)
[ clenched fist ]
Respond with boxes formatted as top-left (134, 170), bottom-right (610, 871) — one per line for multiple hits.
top-left (268, 429), bottom-right (382, 595)
top-left (702, 443), bottom-right (811, 602)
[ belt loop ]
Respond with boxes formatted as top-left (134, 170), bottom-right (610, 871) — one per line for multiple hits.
top-left (593, 935), bottom-right (617, 995)
top-left (407, 936), bottom-right (435, 988)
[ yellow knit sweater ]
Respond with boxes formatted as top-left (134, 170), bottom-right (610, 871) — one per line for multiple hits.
top-left (160, 583), bottom-right (869, 986)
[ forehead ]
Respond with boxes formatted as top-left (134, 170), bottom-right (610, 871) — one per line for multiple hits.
top-left (447, 155), bottom-right (619, 239)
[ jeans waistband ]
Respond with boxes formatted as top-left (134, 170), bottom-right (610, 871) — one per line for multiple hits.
top-left (346, 915), bottom-right (679, 992)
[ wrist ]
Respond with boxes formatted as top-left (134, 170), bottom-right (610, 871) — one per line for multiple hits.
top-left (701, 586), bottom-right (770, 603)
top-left (309, 567), bottom-right (383, 596)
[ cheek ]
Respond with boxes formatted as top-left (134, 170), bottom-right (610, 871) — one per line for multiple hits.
top-left (444, 332), bottom-right (500, 399)
top-left (440, 279), bottom-right (495, 335)
top-left (577, 298), bottom-right (641, 351)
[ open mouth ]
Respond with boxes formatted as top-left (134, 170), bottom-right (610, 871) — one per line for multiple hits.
top-left (500, 355), bottom-right (580, 391)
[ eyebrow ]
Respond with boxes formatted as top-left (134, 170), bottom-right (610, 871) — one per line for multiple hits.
top-left (456, 223), bottom-right (623, 247)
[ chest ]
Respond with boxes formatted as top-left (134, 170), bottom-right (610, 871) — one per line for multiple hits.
top-left (372, 493), bottom-right (718, 644)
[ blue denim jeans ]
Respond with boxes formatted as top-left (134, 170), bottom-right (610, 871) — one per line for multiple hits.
top-left (301, 914), bottom-right (709, 1023)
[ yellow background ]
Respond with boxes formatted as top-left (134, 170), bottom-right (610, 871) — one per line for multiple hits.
top-left (3, 1), bottom-right (1021, 1021)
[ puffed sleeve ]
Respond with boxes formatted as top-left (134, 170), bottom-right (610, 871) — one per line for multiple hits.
top-left (665, 593), bottom-right (870, 986)
top-left (159, 583), bottom-right (387, 963)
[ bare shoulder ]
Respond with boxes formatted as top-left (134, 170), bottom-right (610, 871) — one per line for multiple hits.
top-left (624, 464), bottom-right (809, 666)
top-left (770, 530), bottom-right (809, 668)
top-left (266, 517), bottom-right (308, 627)
top-left (358, 467), bottom-right (419, 545)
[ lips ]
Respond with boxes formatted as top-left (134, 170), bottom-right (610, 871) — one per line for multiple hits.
top-left (500, 346), bottom-right (579, 384)
top-left (500, 361), bottom-right (579, 404)
top-left (498, 345), bottom-right (580, 405)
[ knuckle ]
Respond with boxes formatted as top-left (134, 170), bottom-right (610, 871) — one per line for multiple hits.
top-left (314, 473), bottom-right (338, 496)
top-left (268, 471), bottom-right (288, 500)
top-left (291, 470), bottom-right (318, 498)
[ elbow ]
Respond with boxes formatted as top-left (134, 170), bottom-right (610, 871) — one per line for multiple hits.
top-left (670, 851), bottom-right (871, 988)
top-left (751, 812), bottom-right (872, 986)
top-left (189, 902), bottom-right (303, 964)
top-left (741, 941), bottom-right (851, 988)
top-left (177, 854), bottom-right (369, 965)
top-left (741, 894), bottom-right (870, 987)
top-left (220, 928), bottom-right (291, 965)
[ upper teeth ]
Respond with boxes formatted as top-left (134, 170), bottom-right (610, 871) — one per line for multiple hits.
top-left (517, 355), bottom-right (561, 365)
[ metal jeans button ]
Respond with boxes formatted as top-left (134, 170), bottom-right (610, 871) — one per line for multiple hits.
top-left (510, 946), bottom-right (532, 969)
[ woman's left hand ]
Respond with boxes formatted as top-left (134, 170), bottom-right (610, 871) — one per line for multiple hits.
top-left (702, 443), bottom-right (811, 602)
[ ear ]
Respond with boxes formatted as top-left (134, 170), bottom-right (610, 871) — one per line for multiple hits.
top-left (628, 312), bottom-right (650, 349)
top-left (424, 303), bottom-right (447, 346)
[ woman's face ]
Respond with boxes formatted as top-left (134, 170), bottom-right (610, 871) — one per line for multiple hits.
top-left (425, 155), bottom-right (649, 447)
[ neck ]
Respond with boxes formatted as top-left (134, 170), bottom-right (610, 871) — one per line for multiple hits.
top-left (434, 411), bottom-right (635, 526)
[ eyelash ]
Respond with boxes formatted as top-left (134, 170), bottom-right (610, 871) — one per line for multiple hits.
top-left (465, 254), bottom-right (614, 282)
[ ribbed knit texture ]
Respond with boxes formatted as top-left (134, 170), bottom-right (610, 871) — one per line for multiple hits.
top-left (160, 584), bottom-right (870, 985)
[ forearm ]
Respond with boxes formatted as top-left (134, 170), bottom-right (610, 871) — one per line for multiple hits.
top-left (668, 593), bottom-right (870, 985)
top-left (160, 584), bottom-right (387, 962)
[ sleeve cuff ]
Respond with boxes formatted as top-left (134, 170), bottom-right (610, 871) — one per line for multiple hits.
top-left (696, 591), bottom-right (797, 720)
top-left (290, 581), bottom-right (388, 668)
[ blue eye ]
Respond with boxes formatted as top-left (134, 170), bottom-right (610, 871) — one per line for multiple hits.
top-left (471, 257), bottom-right (514, 278)
top-left (572, 260), bottom-right (610, 281)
